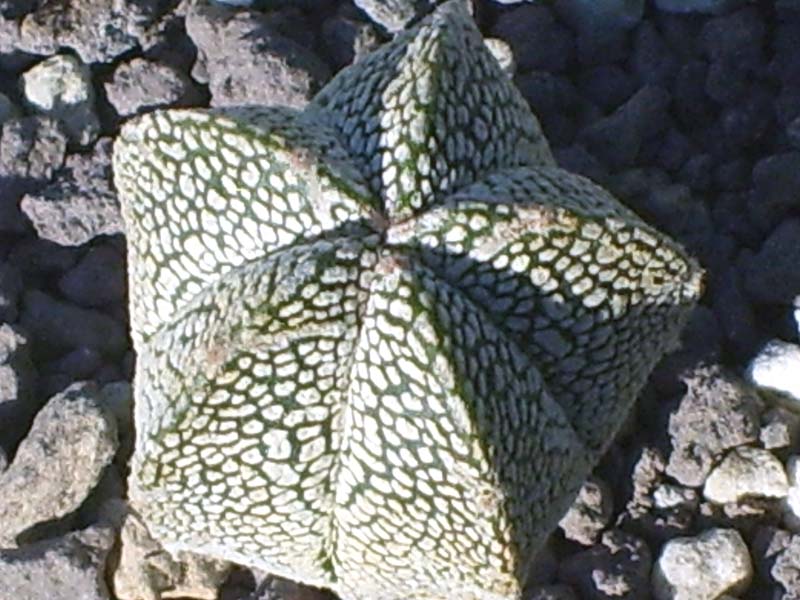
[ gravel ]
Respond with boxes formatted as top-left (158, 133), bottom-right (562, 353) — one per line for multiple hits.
top-left (1, 0), bottom-right (800, 597)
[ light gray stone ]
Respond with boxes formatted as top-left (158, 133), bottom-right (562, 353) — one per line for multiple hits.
top-left (704, 446), bottom-right (789, 505)
top-left (652, 528), bottom-right (753, 600)
top-left (559, 476), bottom-right (613, 545)
top-left (0, 526), bottom-right (115, 600)
top-left (783, 456), bottom-right (800, 532)
top-left (747, 340), bottom-right (800, 402)
top-left (21, 54), bottom-right (99, 146)
top-left (0, 382), bottom-right (117, 548)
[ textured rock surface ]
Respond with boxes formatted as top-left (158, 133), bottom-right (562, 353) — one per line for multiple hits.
top-left (652, 528), bottom-right (753, 600)
top-left (185, 1), bottom-right (330, 109)
top-left (666, 364), bottom-right (762, 487)
top-left (747, 340), bottom-right (800, 402)
top-left (559, 476), bottom-right (614, 545)
top-left (20, 138), bottom-right (123, 246)
top-left (105, 58), bottom-right (199, 118)
top-left (0, 382), bottom-right (117, 548)
top-left (703, 446), bottom-right (789, 505)
top-left (0, 526), bottom-right (115, 600)
top-left (21, 54), bottom-right (99, 146)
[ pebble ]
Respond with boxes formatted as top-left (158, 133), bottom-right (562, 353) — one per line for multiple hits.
top-left (554, 0), bottom-right (644, 34)
top-left (749, 153), bottom-right (800, 234)
top-left (652, 528), bottom-right (753, 600)
top-left (185, 1), bottom-right (330, 109)
top-left (577, 64), bottom-right (636, 112)
top-left (0, 91), bottom-right (19, 126)
top-left (654, 0), bottom-right (748, 12)
top-left (491, 4), bottom-right (574, 73)
top-left (0, 526), bottom-right (115, 599)
top-left (741, 219), bottom-right (800, 306)
top-left (15, 0), bottom-right (162, 64)
top-left (703, 446), bottom-right (789, 505)
top-left (105, 58), bottom-right (198, 117)
top-left (666, 364), bottom-right (762, 487)
top-left (20, 54), bottom-right (99, 147)
top-left (747, 340), bottom-right (800, 402)
top-left (19, 290), bottom-right (127, 359)
top-left (630, 21), bottom-right (678, 87)
top-left (0, 382), bottom-right (117, 547)
top-left (113, 509), bottom-right (230, 600)
top-left (20, 138), bottom-right (123, 246)
top-left (579, 85), bottom-right (671, 170)
top-left (559, 530), bottom-right (652, 599)
top-left (760, 407), bottom-right (800, 450)
top-left (58, 245), bottom-right (126, 308)
top-left (559, 476), bottom-right (613, 545)
top-left (0, 261), bottom-right (22, 323)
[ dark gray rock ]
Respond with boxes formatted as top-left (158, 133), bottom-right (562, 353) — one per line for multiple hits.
top-left (630, 22), bottom-right (678, 87)
top-left (741, 219), bottom-right (800, 306)
top-left (492, 4), bottom-right (574, 73)
top-left (701, 7), bottom-right (765, 106)
top-left (559, 476), bottom-right (614, 546)
top-left (320, 9), bottom-right (381, 71)
top-left (0, 91), bottom-right (19, 126)
top-left (677, 153), bottom-right (713, 191)
top-left (19, 138), bottom-right (122, 246)
top-left (185, 1), bottom-right (330, 109)
top-left (0, 526), bottom-right (115, 599)
top-left (654, 0), bottom-right (748, 13)
top-left (673, 60), bottom-right (714, 129)
top-left (666, 364), bottom-right (763, 487)
top-left (7, 238), bottom-right (80, 285)
top-left (749, 153), bottom-right (800, 233)
top-left (105, 58), bottom-right (199, 117)
top-left (0, 261), bottom-right (22, 323)
top-left (554, 0), bottom-right (644, 35)
top-left (579, 85), bottom-right (671, 170)
top-left (717, 86), bottom-right (774, 152)
top-left (43, 346), bottom-right (103, 381)
top-left (714, 158), bottom-right (751, 192)
top-left (553, 145), bottom-right (609, 185)
top-left (0, 382), bottom-right (117, 547)
top-left (19, 290), bottom-right (127, 359)
top-left (559, 530), bottom-right (652, 600)
top-left (526, 584), bottom-right (579, 600)
top-left (577, 65), bottom-right (635, 112)
top-left (655, 128), bottom-right (692, 174)
top-left (0, 116), bottom-right (67, 234)
top-left (15, 0), bottom-right (164, 64)
top-left (58, 245), bottom-right (126, 309)
top-left (712, 265), bottom-right (764, 360)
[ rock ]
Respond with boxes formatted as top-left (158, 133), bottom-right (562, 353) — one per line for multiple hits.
top-left (491, 4), bottom-right (574, 73)
top-left (559, 476), bottom-right (613, 545)
top-left (105, 58), bottom-right (199, 117)
top-left (577, 64), bottom-right (635, 112)
top-left (43, 346), bottom-right (103, 381)
top-left (773, 534), bottom-right (800, 597)
top-left (630, 22), bottom-right (678, 87)
top-left (579, 85), bottom-right (671, 170)
top-left (19, 137), bottom-right (122, 246)
top-left (527, 584), bottom-right (579, 600)
top-left (58, 245), bottom-right (126, 308)
top-left (0, 91), bottom-right (19, 126)
top-left (559, 530), bottom-right (651, 599)
top-left (185, 0), bottom-right (330, 109)
top-left (0, 382), bottom-right (117, 547)
top-left (0, 116), bottom-right (68, 234)
top-left (99, 381), bottom-right (133, 460)
top-left (654, 0), bottom-right (748, 12)
top-left (784, 456), bottom-right (800, 532)
top-left (0, 261), bottom-right (22, 322)
top-left (652, 528), bottom-right (752, 600)
top-left (20, 54), bottom-right (99, 146)
top-left (353, 0), bottom-right (435, 33)
top-left (749, 153), bottom-right (800, 236)
top-left (761, 407), bottom-right (800, 450)
top-left (712, 267), bottom-right (763, 360)
top-left (0, 526), bottom-right (115, 599)
top-left (320, 10), bottom-right (381, 71)
top-left (703, 446), bottom-right (789, 505)
top-left (666, 364), bottom-right (763, 487)
top-left (0, 324), bottom-right (37, 446)
top-left (16, 0), bottom-right (163, 64)
top-left (250, 574), bottom-right (340, 600)
top-left (19, 290), bottom-right (127, 359)
top-left (113, 509), bottom-right (230, 600)
top-left (747, 340), bottom-right (800, 402)
top-left (653, 484), bottom-right (699, 511)
top-left (673, 60), bottom-right (714, 129)
top-left (554, 0), bottom-right (644, 34)
top-left (741, 220), bottom-right (800, 306)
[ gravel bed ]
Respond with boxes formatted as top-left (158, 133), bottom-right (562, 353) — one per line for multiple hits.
top-left (1, 0), bottom-right (800, 598)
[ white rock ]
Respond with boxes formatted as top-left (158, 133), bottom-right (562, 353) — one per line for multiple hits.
top-left (747, 340), bottom-right (800, 402)
top-left (21, 54), bottom-right (99, 146)
top-left (783, 455), bottom-right (800, 531)
top-left (703, 446), bottom-right (789, 504)
top-left (652, 528), bottom-right (753, 600)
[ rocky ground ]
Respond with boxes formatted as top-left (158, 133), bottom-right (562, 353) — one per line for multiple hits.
top-left (1, 0), bottom-right (800, 598)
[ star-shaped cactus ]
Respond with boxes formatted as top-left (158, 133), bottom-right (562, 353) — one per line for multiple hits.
top-left (113, 2), bottom-right (702, 598)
